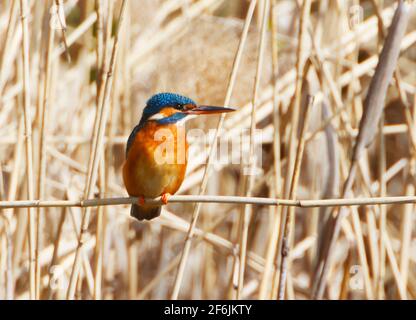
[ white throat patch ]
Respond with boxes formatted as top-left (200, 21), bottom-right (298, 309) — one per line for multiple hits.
top-left (176, 114), bottom-right (196, 126)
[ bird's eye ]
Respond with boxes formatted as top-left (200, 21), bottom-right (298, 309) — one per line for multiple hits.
top-left (176, 104), bottom-right (182, 110)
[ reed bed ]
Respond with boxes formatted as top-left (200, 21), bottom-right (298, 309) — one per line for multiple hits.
top-left (0, 0), bottom-right (415, 300)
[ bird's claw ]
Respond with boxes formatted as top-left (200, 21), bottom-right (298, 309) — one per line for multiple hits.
top-left (161, 193), bottom-right (171, 205)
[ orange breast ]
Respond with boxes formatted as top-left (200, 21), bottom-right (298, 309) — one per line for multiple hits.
top-left (122, 121), bottom-right (188, 198)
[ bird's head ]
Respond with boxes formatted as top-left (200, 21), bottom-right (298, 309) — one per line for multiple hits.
top-left (140, 92), bottom-right (235, 126)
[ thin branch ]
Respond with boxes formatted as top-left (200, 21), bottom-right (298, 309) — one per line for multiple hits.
top-left (313, 0), bottom-right (412, 299)
top-left (170, 0), bottom-right (258, 300)
top-left (66, 0), bottom-right (128, 300)
top-left (277, 95), bottom-right (314, 299)
top-left (3, 194), bottom-right (416, 209)
top-left (19, 0), bottom-right (36, 300)
top-left (54, 0), bottom-right (71, 62)
top-left (236, 0), bottom-right (269, 299)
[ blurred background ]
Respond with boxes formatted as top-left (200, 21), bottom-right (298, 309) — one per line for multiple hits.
top-left (0, 0), bottom-right (415, 300)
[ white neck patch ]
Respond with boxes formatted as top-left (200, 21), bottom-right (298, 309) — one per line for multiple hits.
top-left (147, 113), bottom-right (165, 121)
top-left (148, 113), bottom-right (196, 126)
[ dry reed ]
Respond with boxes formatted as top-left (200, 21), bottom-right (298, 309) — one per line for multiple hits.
top-left (0, 0), bottom-right (415, 300)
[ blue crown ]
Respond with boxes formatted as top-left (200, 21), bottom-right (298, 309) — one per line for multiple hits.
top-left (144, 93), bottom-right (196, 116)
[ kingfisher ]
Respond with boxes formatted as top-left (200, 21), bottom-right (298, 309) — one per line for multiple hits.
top-left (123, 93), bottom-right (235, 221)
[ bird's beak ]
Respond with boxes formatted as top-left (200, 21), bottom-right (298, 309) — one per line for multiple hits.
top-left (184, 105), bottom-right (236, 115)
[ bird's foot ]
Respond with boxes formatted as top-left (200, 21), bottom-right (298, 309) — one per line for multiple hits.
top-left (161, 193), bottom-right (171, 205)
top-left (137, 195), bottom-right (145, 206)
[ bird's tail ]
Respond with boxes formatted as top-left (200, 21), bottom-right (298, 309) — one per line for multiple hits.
top-left (130, 204), bottom-right (161, 221)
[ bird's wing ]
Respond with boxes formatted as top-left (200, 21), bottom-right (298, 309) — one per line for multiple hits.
top-left (126, 124), bottom-right (142, 157)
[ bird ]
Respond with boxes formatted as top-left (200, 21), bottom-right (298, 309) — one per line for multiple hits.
top-left (123, 92), bottom-right (235, 221)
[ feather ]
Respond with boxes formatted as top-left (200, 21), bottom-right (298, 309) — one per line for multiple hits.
top-left (130, 204), bottom-right (161, 221)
